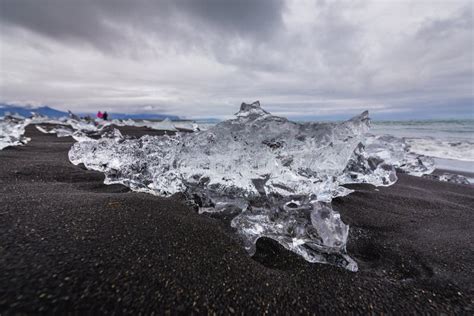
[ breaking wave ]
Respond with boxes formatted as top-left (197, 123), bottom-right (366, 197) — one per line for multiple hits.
top-left (405, 138), bottom-right (474, 162)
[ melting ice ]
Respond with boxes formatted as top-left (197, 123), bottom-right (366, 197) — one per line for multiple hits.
top-left (68, 101), bottom-right (438, 271)
top-left (0, 115), bottom-right (30, 150)
top-left (0, 102), bottom-right (447, 270)
top-left (0, 110), bottom-right (196, 150)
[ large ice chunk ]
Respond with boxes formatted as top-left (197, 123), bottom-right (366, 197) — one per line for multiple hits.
top-left (364, 135), bottom-right (435, 176)
top-left (69, 101), bottom-right (372, 271)
top-left (339, 134), bottom-right (435, 186)
top-left (2, 109), bottom-right (192, 147)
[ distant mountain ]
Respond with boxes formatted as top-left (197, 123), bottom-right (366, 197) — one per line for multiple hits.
top-left (0, 104), bottom-right (69, 118)
top-left (0, 104), bottom-right (180, 120)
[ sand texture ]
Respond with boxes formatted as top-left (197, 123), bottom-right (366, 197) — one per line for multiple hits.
top-left (0, 126), bottom-right (472, 314)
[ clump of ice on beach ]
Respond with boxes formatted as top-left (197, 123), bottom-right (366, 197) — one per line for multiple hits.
top-left (70, 101), bottom-right (383, 271)
top-left (422, 172), bottom-right (470, 185)
top-left (69, 102), bottom-right (439, 271)
top-left (340, 134), bottom-right (435, 186)
top-left (0, 115), bottom-right (30, 149)
top-left (1, 108), bottom-right (196, 150)
top-left (365, 135), bottom-right (435, 176)
top-left (0, 111), bottom-right (108, 149)
top-left (36, 125), bottom-right (75, 138)
top-left (108, 118), bottom-right (179, 132)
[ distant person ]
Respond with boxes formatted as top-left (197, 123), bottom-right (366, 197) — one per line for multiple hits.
top-left (103, 111), bottom-right (108, 120)
top-left (97, 111), bottom-right (103, 119)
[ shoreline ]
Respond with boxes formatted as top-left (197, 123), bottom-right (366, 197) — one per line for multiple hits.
top-left (433, 158), bottom-right (474, 177)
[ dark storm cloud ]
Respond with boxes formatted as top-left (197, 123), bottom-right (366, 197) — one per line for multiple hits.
top-left (177, 0), bottom-right (284, 37)
top-left (0, 0), bottom-right (284, 51)
top-left (0, 0), bottom-right (117, 49)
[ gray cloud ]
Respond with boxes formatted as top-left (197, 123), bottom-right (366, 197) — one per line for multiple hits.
top-left (0, 0), bottom-right (284, 53)
top-left (0, 0), bottom-right (472, 119)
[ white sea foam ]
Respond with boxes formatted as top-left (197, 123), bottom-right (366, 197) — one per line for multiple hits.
top-left (406, 138), bottom-right (474, 162)
top-left (371, 119), bottom-right (474, 171)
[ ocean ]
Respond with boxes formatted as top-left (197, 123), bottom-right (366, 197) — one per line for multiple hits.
top-left (371, 120), bottom-right (474, 174)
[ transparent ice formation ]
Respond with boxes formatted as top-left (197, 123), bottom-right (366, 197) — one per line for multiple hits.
top-left (340, 134), bottom-right (436, 187)
top-left (1, 109), bottom-right (197, 150)
top-left (0, 112), bottom-right (109, 148)
top-left (3, 102), bottom-right (462, 271)
top-left (36, 125), bottom-right (75, 138)
top-left (0, 115), bottom-right (30, 149)
top-left (174, 121), bottom-right (199, 132)
top-left (422, 172), bottom-right (470, 185)
top-left (72, 101), bottom-right (421, 271)
top-left (103, 118), bottom-right (179, 132)
top-left (34, 115), bottom-right (105, 141)
top-left (365, 135), bottom-right (435, 176)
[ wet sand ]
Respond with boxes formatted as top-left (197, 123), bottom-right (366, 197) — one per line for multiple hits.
top-left (0, 126), bottom-right (472, 314)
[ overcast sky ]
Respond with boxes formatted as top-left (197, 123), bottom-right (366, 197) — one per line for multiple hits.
top-left (0, 0), bottom-right (472, 119)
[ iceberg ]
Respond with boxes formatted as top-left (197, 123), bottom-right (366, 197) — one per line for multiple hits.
top-left (146, 118), bottom-right (178, 131)
top-left (365, 135), bottom-right (435, 176)
top-left (0, 115), bottom-right (30, 150)
top-left (1, 109), bottom-right (194, 149)
top-left (0, 111), bottom-right (107, 147)
top-left (340, 134), bottom-right (435, 186)
top-left (174, 121), bottom-right (199, 132)
top-left (36, 125), bottom-right (75, 138)
top-left (69, 101), bottom-right (386, 271)
top-left (2, 101), bottom-right (442, 271)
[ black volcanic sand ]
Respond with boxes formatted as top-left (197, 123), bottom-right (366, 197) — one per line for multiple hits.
top-left (114, 125), bottom-right (179, 138)
top-left (0, 126), bottom-right (473, 314)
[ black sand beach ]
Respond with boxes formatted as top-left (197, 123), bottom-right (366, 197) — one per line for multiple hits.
top-left (0, 126), bottom-right (473, 314)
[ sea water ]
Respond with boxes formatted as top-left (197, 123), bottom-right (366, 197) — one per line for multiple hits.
top-left (371, 120), bottom-right (474, 175)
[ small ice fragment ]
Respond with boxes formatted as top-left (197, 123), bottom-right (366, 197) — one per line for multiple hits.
top-left (422, 173), bottom-right (470, 185)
